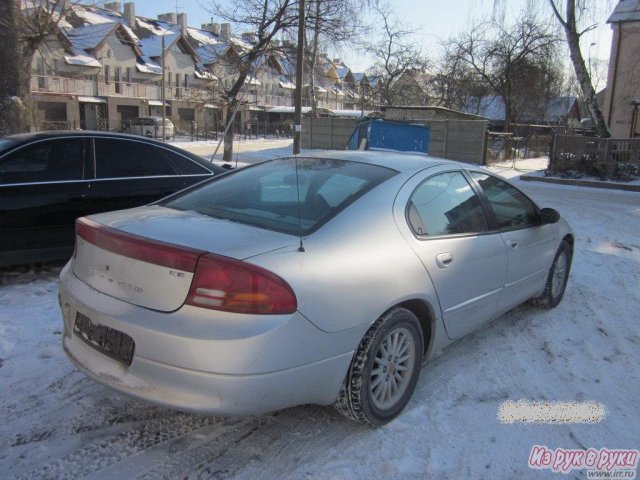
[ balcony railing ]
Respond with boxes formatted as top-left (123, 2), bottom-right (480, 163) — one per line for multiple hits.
top-left (30, 74), bottom-right (355, 112)
top-left (30, 75), bottom-right (215, 103)
top-left (30, 75), bottom-right (97, 96)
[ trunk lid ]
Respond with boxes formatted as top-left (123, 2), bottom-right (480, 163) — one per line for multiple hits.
top-left (72, 206), bottom-right (296, 312)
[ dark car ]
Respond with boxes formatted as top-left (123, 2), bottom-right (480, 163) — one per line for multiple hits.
top-left (0, 131), bottom-right (224, 266)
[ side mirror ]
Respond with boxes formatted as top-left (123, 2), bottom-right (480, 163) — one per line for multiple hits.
top-left (540, 207), bottom-right (560, 224)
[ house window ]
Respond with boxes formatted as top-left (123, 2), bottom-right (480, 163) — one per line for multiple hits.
top-left (104, 65), bottom-right (111, 84)
top-left (184, 74), bottom-right (188, 88)
top-left (115, 67), bottom-right (121, 93)
top-left (168, 70), bottom-right (171, 86)
top-left (126, 67), bottom-right (132, 84)
top-left (36, 58), bottom-right (45, 89)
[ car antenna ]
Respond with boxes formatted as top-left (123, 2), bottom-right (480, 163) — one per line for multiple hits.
top-left (294, 155), bottom-right (305, 252)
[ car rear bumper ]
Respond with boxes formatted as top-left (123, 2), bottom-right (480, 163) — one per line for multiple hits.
top-left (59, 262), bottom-right (362, 415)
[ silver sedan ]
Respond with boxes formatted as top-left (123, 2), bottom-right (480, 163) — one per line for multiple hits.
top-left (58, 151), bottom-right (573, 426)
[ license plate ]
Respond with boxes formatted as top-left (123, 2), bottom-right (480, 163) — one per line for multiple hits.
top-left (73, 312), bottom-right (135, 366)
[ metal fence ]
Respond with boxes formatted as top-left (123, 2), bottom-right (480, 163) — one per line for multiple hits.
top-left (550, 135), bottom-right (640, 180)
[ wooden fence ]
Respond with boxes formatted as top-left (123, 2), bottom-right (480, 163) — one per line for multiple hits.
top-left (550, 135), bottom-right (640, 179)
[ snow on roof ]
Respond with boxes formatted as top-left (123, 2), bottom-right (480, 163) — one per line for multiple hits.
top-left (136, 58), bottom-right (162, 75)
top-left (332, 85), bottom-right (345, 96)
top-left (332, 109), bottom-right (370, 117)
top-left (187, 27), bottom-right (220, 46)
top-left (266, 106), bottom-right (312, 114)
top-left (135, 18), bottom-right (182, 57)
top-left (63, 23), bottom-right (115, 50)
top-left (244, 76), bottom-right (261, 86)
top-left (463, 95), bottom-right (578, 122)
top-left (305, 84), bottom-right (328, 93)
top-left (229, 36), bottom-right (254, 51)
top-left (72, 5), bottom-right (119, 25)
top-left (64, 52), bottom-right (101, 68)
top-left (608, 0), bottom-right (640, 23)
top-left (352, 72), bottom-right (366, 83)
top-left (121, 24), bottom-right (140, 43)
top-left (544, 96), bottom-right (578, 121)
top-left (278, 77), bottom-right (296, 90)
top-left (194, 68), bottom-right (217, 80)
top-left (335, 66), bottom-right (351, 80)
top-left (463, 96), bottom-right (505, 120)
top-left (367, 76), bottom-right (380, 87)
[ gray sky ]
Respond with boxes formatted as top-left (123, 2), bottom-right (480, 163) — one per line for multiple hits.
top-left (130, 0), bottom-right (613, 78)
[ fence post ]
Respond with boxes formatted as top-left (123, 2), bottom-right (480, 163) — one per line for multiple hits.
top-left (549, 133), bottom-right (557, 172)
top-left (329, 118), bottom-right (333, 150)
top-left (603, 139), bottom-right (611, 179)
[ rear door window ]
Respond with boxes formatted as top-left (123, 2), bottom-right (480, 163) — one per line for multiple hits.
top-left (164, 157), bottom-right (397, 235)
top-left (0, 138), bottom-right (85, 184)
top-left (94, 138), bottom-right (177, 178)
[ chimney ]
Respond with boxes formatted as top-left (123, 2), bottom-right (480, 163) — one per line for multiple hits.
top-left (104, 2), bottom-right (121, 12)
top-left (158, 12), bottom-right (177, 24)
top-left (177, 12), bottom-right (188, 34)
top-left (123, 2), bottom-right (135, 27)
top-left (201, 23), bottom-right (220, 35)
top-left (221, 22), bottom-right (231, 40)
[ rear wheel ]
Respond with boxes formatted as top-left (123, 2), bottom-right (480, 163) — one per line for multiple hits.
top-left (531, 239), bottom-right (572, 308)
top-left (334, 308), bottom-right (423, 426)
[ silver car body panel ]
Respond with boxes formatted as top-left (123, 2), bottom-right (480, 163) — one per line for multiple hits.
top-left (73, 206), bottom-right (297, 311)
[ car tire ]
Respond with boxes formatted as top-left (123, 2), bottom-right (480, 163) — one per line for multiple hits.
top-left (530, 239), bottom-right (572, 309)
top-left (334, 307), bottom-right (424, 426)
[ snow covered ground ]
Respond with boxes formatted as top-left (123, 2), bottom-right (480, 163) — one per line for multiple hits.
top-left (1, 153), bottom-right (639, 479)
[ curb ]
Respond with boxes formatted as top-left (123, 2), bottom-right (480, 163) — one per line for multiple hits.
top-left (520, 175), bottom-right (640, 192)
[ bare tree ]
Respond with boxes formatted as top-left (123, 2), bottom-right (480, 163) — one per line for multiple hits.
top-left (0, 0), bottom-right (75, 135)
top-left (447, 15), bottom-right (560, 156)
top-left (547, 0), bottom-right (610, 137)
top-left (362, 2), bottom-right (428, 107)
top-left (303, 0), bottom-right (362, 116)
top-left (432, 43), bottom-right (490, 110)
top-left (209, 0), bottom-right (299, 161)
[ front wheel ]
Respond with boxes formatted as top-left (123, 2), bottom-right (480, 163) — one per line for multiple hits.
top-left (531, 239), bottom-right (572, 308)
top-left (334, 308), bottom-right (424, 426)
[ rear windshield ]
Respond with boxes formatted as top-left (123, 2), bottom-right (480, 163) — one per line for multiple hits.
top-left (163, 157), bottom-right (397, 235)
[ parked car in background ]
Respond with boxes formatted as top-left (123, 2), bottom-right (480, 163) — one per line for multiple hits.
top-left (58, 151), bottom-right (574, 426)
top-left (0, 131), bottom-right (223, 266)
top-left (129, 116), bottom-right (175, 140)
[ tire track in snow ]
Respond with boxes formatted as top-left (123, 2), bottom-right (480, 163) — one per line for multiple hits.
top-left (12, 412), bottom-right (221, 480)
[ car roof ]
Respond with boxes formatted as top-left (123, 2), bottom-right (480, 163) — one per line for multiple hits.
top-left (2, 131), bottom-right (224, 174)
top-left (303, 149), bottom-right (476, 174)
top-left (5, 131), bottom-right (160, 142)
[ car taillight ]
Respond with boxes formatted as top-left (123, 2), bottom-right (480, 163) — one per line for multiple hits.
top-left (186, 254), bottom-right (297, 315)
top-left (75, 217), bottom-right (206, 272)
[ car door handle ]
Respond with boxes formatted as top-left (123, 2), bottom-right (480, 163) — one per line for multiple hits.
top-left (507, 239), bottom-right (518, 249)
top-left (436, 252), bottom-right (454, 268)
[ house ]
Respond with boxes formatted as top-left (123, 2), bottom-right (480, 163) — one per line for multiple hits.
top-left (604, 0), bottom-right (640, 138)
top-left (462, 95), bottom-right (580, 129)
top-left (390, 70), bottom-right (435, 106)
top-left (25, 1), bottom-right (361, 135)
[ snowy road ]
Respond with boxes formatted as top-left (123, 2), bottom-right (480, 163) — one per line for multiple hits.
top-left (1, 174), bottom-right (639, 479)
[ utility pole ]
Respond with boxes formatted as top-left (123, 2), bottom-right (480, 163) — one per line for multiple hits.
top-left (161, 34), bottom-right (166, 141)
top-left (293, 0), bottom-right (305, 154)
